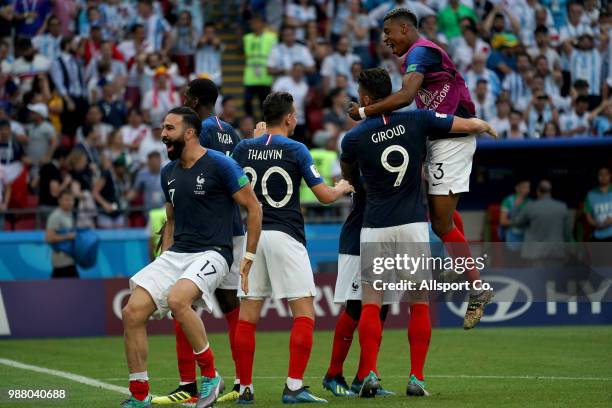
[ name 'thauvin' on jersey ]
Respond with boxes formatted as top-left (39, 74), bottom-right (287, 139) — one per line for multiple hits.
top-left (371, 124), bottom-right (406, 143)
top-left (247, 149), bottom-right (283, 161)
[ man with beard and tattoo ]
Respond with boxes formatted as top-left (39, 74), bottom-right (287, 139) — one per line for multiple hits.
top-left (120, 107), bottom-right (262, 408)
top-left (152, 79), bottom-right (246, 405)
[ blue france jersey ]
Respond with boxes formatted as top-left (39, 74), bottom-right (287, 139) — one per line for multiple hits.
top-left (200, 115), bottom-right (245, 237)
top-left (232, 134), bottom-right (324, 245)
top-left (338, 166), bottom-right (365, 256)
top-left (341, 110), bottom-right (454, 228)
top-left (161, 150), bottom-right (249, 267)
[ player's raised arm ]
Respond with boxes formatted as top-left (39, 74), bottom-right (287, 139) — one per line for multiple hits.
top-left (450, 117), bottom-right (498, 138)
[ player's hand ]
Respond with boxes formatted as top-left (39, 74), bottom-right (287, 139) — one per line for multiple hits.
top-left (348, 102), bottom-right (362, 121)
top-left (254, 121), bottom-right (267, 137)
top-left (485, 123), bottom-right (498, 139)
top-left (335, 179), bottom-right (355, 195)
top-left (239, 258), bottom-right (253, 295)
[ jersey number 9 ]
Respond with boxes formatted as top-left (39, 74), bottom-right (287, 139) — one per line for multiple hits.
top-left (381, 145), bottom-right (409, 187)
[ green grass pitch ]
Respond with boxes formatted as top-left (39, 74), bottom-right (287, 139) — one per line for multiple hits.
top-left (0, 326), bottom-right (611, 407)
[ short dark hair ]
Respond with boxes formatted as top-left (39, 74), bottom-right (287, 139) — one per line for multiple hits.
top-left (263, 92), bottom-right (294, 126)
top-left (576, 95), bottom-right (589, 105)
top-left (383, 8), bottom-right (417, 26)
top-left (222, 95), bottom-right (234, 106)
top-left (53, 146), bottom-right (71, 161)
top-left (0, 119), bottom-right (10, 128)
top-left (534, 25), bottom-right (549, 35)
top-left (357, 68), bottom-right (392, 101)
top-left (573, 79), bottom-right (589, 89)
top-left (58, 189), bottom-right (73, 199)
top-left (510, 109), bottom-right (523, 117)
top-left (147, 150), bottom-right (161, 159)
top-left (167, 107), bottom-right (202, 135)
top-left (187, 78), bottom-right (219, 108)
top-left (476, 78), bottom-right (488, 86)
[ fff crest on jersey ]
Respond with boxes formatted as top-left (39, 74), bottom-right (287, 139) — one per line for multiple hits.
top-left (195, 173), bottom-right (206, 195)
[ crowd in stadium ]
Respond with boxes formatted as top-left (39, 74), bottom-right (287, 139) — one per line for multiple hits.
top-left (0, 0), bottom-right (610, 233)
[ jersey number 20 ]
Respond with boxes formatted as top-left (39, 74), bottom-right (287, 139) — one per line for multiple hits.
top-left (243, 166), bottom-right (293, 208)
top-left (381, 145), bottom-right (409, 187)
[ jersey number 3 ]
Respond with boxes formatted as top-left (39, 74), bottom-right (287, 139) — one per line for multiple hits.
top-left (243, 166), bottom-right (293, 208)
top-left (381, 145), bottom-right (409, 187)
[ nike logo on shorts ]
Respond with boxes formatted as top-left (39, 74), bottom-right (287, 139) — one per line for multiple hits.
top-left (432, 182), bottom-right (443, 186)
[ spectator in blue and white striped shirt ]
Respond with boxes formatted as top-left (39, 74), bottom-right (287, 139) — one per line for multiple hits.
top-left (588, 99), bottom-right (612, 137)
top-left (502, 52), bottom-right (532, 111)
top-left (560, 95), bottom-right (591, 137)
top-left (525, 92), bottom-right (559, 138)
top-left (464, 54), bottom-right (502, 99)
top-left (568, 33), bottom-right (603, 97)
top-left (32, 15), bottom-right (62, 62)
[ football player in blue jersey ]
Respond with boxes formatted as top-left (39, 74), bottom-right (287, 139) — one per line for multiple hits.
top-left (153, 78), bottom-right (246, 405)
top-left (232, 92), bottom-right (353, 404)
top-left (341, 68), bottom-right (495, 398)
top-left (120, 107), bottom-right (262, 408)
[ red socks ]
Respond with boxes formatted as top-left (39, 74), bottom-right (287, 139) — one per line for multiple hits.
top-left (441, 226), bottom-right (480, 283)
top-left (408, 304), bottom-right (431, 381)
top-left (288, 316), bottom-right (315, 380)
top-left (173, 318), bottom-right (196, 384)
top-left (326, 311), bottom-right (358, 378)
top-left (235, 320), bottom-right (256, 385)
top-left (225, 307), bottom-right (240, 380)
top-left (452, 210), bottom-right (465, 235)
top-left (357, 304), bottom-right (382, 381)
top-left (129, 380), bottom-right (149, 401)
top-left (194, 346), bottom-right (216, 378)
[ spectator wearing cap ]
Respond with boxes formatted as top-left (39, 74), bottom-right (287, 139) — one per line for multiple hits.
top-left (501, 110), bottom-right (529, 139)
top-left (267, 26), bottom-right (315, 77)
top-left (473, 79), bottom-right (496, 122)
top-left (437, 0), bottom-right (478, 41)
top-left (98, 81), bottom-right (127, 129)
top-left (527, 26), bottom-right (562, 72)
top-left (284, 0), bottom-right (317, 43)
top-left (568, 33), bottom-right (604, 98)
top-left (463, 53), bottom-right (501, 99)
top-left (487, 33), bottom-right (519, 81)
top-left (502, 52), bottom-right (533, 111)
top-left (452, 18), bottom-right (491, 73)
top-left (14, 0), bottom-right (52, 38)
top-left (525, 92), bottom-right (559, 138)
top-left (50, 36), bottom-right (88, 139)
top-left (560, 2), bottom-right (593, 46)
top-left (272, 62), bottom-right (310, 145)
top-left (25, 102), bottom-right (56, 171)
top-left (320, 35), bottom-right (360, 95)
top-left (141, 66), bottom-right (180, 128)
top-left (120, 108), bottom-right (151, 166)
top-left (242, 14), bottom-right (278, 118)
top-left (194, 23), bottom-right (224, 87)
top-left (32, 15), bottom-right (63, 62)
top-left (585, 167), bottom-right (612, 242)
top-left (10, 37), bottom-right (52, 94)
top-left (560, 95), bottom-right (590, 137)
top-left (589, 99), bottom-right (612, 136)
top-left (126, 150), bottom-right (164, 215)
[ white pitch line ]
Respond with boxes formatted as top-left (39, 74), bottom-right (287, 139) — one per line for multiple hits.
top-left (99, 374), bottom-right (612, 382)
top-left (0, 358), bottom-right (130, 395)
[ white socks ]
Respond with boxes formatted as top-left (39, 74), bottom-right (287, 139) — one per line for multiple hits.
top-left (129, 371), bottom-right (148, 382)
top-left (286, 377), bottom-right (303, 391)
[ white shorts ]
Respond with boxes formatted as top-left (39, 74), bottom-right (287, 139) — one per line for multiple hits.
top-left (425, 136), bottom-right (476, 195)
top-left (360, 222), bottom-right (432, 297)
top-left (238, 230), bottom-right (317, 299)
top-left (130, 250), bottom-right (229, 319)
top-left (218, 235), bottom-right (245, 290)
top-left (334, 254), bottom-right (398, 305)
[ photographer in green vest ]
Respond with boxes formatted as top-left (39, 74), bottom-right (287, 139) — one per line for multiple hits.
top-left (243, 14), bottom-right (277, 118)
top-left (300, 128), bottom-right (341, 206)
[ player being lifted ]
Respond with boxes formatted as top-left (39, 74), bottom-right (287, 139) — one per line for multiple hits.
top-left (342, 68), bottom-right (496, 398)
top-left (152, 79), bottom-right (246, 405)
top-left (232, 92), bottom-right (353, 404)
top-left (120, 107), bottom-right (262, 408)
top-left (348, 8), bottom-right (493, 329)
